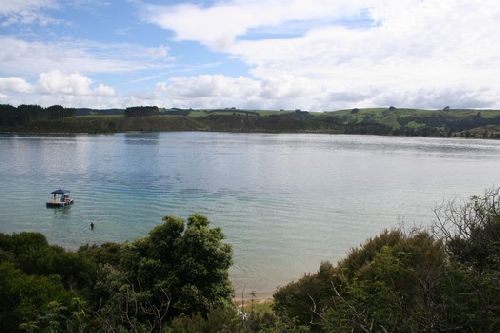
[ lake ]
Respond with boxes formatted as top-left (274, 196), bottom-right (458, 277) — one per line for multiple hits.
top-left (0, 132), bottom-right (499, 297)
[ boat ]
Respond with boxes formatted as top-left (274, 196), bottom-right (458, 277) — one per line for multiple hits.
top-left (46, 189), bottom-right (74, 208)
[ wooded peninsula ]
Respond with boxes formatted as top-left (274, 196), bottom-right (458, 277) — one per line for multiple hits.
top-left (2, 104), bottom-right (500, 138)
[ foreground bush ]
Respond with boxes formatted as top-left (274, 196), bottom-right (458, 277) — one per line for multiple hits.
top-left (274, 190), bottom-right (500, 332)
top-left (0, 214), bottom-right (233, 332)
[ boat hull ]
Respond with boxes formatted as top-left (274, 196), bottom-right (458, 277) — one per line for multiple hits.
top-left (46, 200), bottom-right (74, 208)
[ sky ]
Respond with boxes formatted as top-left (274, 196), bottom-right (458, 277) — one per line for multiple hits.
top-left (0, 0), bottom-right (499, 110)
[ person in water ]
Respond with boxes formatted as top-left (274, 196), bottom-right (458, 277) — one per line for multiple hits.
top-left (90, 222), bottom-right (95, 230)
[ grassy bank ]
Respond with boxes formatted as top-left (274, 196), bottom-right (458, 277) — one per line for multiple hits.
top-left (1, 114), bottom-right (345, 135)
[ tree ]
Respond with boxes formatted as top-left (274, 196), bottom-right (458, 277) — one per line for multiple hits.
top-left (0, 215), bottom-right (234, 332)
top-left (0, 104), bottom-right (17, 126)
top-left (433, 190), bottom-right (500, 331)
top-left (46, 105), bottom-right (65, 120)
top-left (274, 231), bottom-right (449, 332)
top-left (0, 232), bottom-right (97, 293)
top-left (0, 262), bottom-right (73, 332)
top-left (0, 104), bottom-right (75, 128)
top-left (274, 190), bottom-right (500, 332)
top-left (124, 106), bottom-right (159, 117)
top-left (92, 214), bottom-right (233, 331)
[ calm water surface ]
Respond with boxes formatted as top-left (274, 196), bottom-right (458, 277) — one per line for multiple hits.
top-left (0, 133), bottom-right (499, 296)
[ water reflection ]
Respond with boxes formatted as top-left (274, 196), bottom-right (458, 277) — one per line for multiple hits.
top-left (124, 132), bottom-right (160, 145)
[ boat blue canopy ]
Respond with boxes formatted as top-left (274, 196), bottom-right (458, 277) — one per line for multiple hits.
top-left (51, 189), bottom-right (70, 194)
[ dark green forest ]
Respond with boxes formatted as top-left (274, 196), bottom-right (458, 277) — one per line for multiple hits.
top-left (0, 104), bottom-right (75, 127)
top-left (2, 104), bottom-right (500, 138)
top-left (124, 106), bottom-right (160, 118)
top-left (0, 192), bottom-right (499, 332)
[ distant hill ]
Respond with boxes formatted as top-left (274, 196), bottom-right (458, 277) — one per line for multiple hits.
top-left (2, 106), bottom-right (500, 138)
top-left (322, 107), bottom-right (500, 138)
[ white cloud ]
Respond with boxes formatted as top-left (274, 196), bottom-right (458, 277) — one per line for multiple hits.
top-left (0, 71), bottom-right (118, 107)
top-left (37, 70), bottom-right (115, 96)
top-left (38, 71), bottom-right (92, 95)
top-left (155, 75), bottom-right (261, 108)
top-left (146, 45), bottom-right (170, 59)
top-left (143, 0), bottom-right (371, 50)
top-left (94, 83), bottom-right (116, 97)
top-left (152, 74), bottom-right (359, 110)
top-left (157, 75), bottom-right (259, 98)
top-left (0, 37), bottom-right (173, 77)
top-left (0, 0), bottom-right (58, 26)
top-left (144, 0), bottom-right (500, 109)
top-left (0, 0), bottom-right (55, 14)
top-left (0, 77), bottom-right (33, 94)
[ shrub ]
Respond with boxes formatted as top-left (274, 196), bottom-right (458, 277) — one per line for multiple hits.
top-left (274, 191), bottom-right (500, 332)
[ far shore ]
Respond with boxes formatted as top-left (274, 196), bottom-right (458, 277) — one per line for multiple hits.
top-left (1, 129), bottom-right (498, 141)
top-left (2, 107), bottom-right (500, 139)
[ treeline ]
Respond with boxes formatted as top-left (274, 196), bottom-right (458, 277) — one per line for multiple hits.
top-left (1, 191), bottom-right (499, 332)
top-left (124, 106), bottom-right (159, 117)
top-left (0, 104), bottom-right (75, 127)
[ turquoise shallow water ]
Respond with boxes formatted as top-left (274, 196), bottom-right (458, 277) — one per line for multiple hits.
top-left (0, 132), bottom-right (499, 296)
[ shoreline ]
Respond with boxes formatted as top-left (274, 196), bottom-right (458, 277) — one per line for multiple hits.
top-left (1, 129), bottom-right (498, 140)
